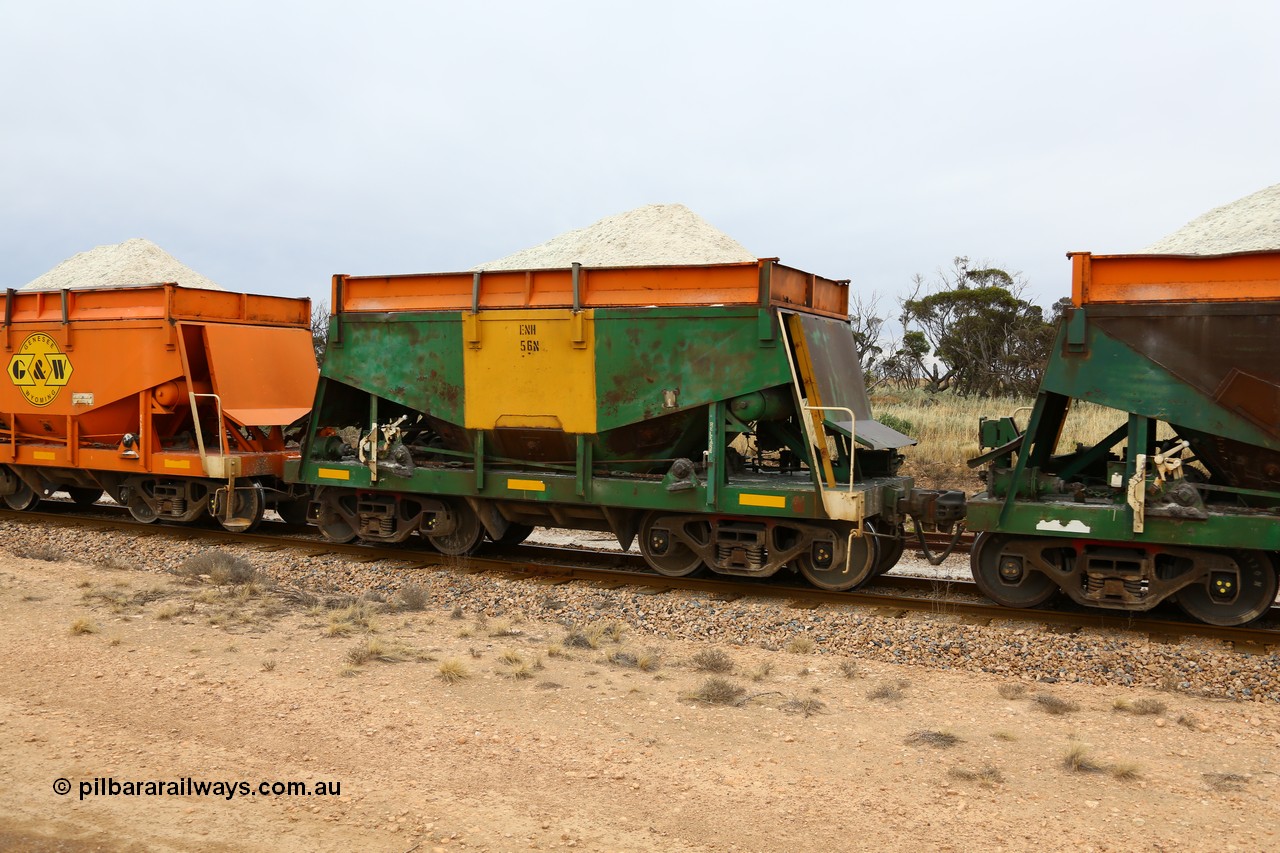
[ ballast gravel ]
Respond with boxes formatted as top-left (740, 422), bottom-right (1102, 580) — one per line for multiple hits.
top-left (3, 518), bottom-right (1276, 703)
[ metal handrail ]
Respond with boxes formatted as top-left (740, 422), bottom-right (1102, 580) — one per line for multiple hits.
top-left (188, 392), bottom-right (228, 473)
top-left (799, 404), bottom-right (856, 492)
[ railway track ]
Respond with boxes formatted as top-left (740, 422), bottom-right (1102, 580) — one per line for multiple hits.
top-left (2, 505), bottom-right (1277, 653)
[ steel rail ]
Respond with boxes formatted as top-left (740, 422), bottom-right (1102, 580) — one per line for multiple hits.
top-left (2, 506), bottom-right (1277, 652)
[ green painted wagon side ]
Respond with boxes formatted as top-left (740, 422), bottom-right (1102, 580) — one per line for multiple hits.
top-left (967, 251), bottom-right (1280, 626)
top-left (294, 259), bottom-right (927, 591)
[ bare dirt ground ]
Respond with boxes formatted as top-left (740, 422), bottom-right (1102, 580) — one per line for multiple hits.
top-left (2, 549), bottom-right (1279, 853)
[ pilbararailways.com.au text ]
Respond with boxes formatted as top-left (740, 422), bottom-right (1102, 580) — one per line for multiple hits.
top-left (56, 777), bottom-right (342, 801)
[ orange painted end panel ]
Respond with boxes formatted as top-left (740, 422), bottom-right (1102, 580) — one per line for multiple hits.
top-left (573, 264), bottom-right (761, 307)
top-left (338, 260), bottom-right (850, 315)
top-left (769, 265), bottom-right (849, 316)
top-left (201, 324), bottom-right (318, 426)
top-left (169, 288), bottom-right (312, 326)
top-left (4, 284), bottom-right (310, 326)
top-left (339, 263), bottom-right (768, 312)
top-left (1071, 251), bottom-right (1280, 305)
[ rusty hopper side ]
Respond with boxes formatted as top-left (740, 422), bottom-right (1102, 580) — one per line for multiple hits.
top-left (967, 250), bottom-right (1280, 626)
top-left (0, 284), bottom-right (318, 531)
top-left (298, 259), bottom-right (924, 591)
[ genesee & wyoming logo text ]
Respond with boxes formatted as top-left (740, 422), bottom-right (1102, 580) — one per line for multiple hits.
top-left (8, 333), bottom-right (74, 407)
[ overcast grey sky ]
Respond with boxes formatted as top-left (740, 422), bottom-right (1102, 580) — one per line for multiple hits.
top-left (2, 1), bottom-right (1277, 310)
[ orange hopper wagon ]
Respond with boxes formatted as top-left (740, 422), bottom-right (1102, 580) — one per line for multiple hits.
top-left (0, 284), bottom-right (318, 531)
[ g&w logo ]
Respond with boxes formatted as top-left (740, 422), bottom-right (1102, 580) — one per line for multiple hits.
top-left (8, 333), bottom-right (74, 407)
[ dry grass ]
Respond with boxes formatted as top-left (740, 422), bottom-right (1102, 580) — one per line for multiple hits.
top-left (396, 583), bottom-right (429, 612)
top-left (838, 659), bottom-right (859, 679)
top-left (564, 627), bottom-right (596, 649)
top-left (948, 766), bottom-right (1004, 785)
top-left (1112, 697), bottom-right (1167, 716)
top-left (501, 664), bottom-right (533, 680)
top-left (997, 683), bottom-right (1027, 700)
top-left (873, 388), bottom-right (1134, 488)
top-left (688, 677), bottom-right (746, 706)
top-left (261, 659), bottom-right (277, 672)
top-left (176, 552), bottom-right (262, 586)
top-left (906, 729), bottom-right (961, 748)
top-left (598, 621), bottom-right (626, 644)
top-left (781, 697), bottom-right (827, 717)
top-left (449, 605), bottom-right (464, 620)
top-left (1110, 762), bottom-right (1142, 781)
top-left (691, 648), bottom-right (735, 673)
top-left (785, 636), bottom-right (815, 655)
top-left (69, 617), bottom-right (97, 635)
top-left (634, 650), bottom-right (660, 672)
top-left (326, 601), bottom-right (379, 637)
top-left (1176, 713), bottom-right (1200, 730)
top-left (154, 604), bottom-right (180, 621)
top-left (991, 730), bottom-right (1018, 742)
top-left (1061, 743), bottom-right (1103, 773)
top-left (1033, 694), bottom-right (1079, 715)
top-left (279, 585), bottom-right (320, 608)
top-left (867, 679), bottom-right (909, 701)
top-left (499, 648), bottom-right (524, 666)
top-left (1203, 772), bottom-right (1248, 792)
top-left (437, 659), bottom-right (470, 684)
top-left (750, 662), bottom-right (774, 682)
top-left (82, 588), bottom-right (136, 615)
top-left (345, 637), bottom-right (404, 666)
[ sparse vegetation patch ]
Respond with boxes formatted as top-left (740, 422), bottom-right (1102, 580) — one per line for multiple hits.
top-left (867, 679), bottom-right (909, 701)
top-left (691, 648), bottom-right (734, 673)
top-left (1033, 694), bottom-right (1079, 715)
top-left (1061, 743), bottom-right (1103, 773)
top-left (906, 729), bottom-right (961, 748)
top-left (689, 677), bottom-right (746, 706)
top-left (1112, 697), bottom-right (1166, 716)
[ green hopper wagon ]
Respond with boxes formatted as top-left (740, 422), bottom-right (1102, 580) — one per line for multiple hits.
top-left (293, 258), bottom-right (941, 590)
top-left (968, 251), bottom-right (1280, 625)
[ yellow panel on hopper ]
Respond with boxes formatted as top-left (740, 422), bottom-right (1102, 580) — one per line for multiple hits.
top-left (463, 309), bottom-right (597, 433)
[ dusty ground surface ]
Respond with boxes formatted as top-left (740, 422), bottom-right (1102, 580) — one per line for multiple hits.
top-left (2, 542), bottom-right (1279, 853)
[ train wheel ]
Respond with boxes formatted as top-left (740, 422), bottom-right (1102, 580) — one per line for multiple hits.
top-left (67, 487), bottom-right (104, 508)
top-left (797, 521), bottom-right (878, 591)
top-left (312, 488), bottom-right (357, 543)
top-left (971, 533), bottom-right (1058, 608)
top-left (638, 512), bottom-right (705, 577)
top-left (3, 481), bottom-right (40, 511)
top-left (127, 492), bottom-right (159, 524)
top-left (217, 483), bottom-right (265, 533)
top-left (493, 523), bottom-right (535, 546)
top-left (427, 501), bottom-right (484, 556)
top-left (873, 522), bottom-right (906, 577)
top-left (1176, 549), bottom-right (1278, 627)
top-left (316, 513), bottom-right (357, 543)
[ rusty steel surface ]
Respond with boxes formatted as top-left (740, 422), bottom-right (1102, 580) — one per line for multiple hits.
top-left (2, 283), bottom-right (310, 328)
top-left (4, 506), bottom-right (1275, 652)
top-left (334, 259), bottom-right (849, 318)
top-left (1071, 250), bottom-right (1280, 305)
